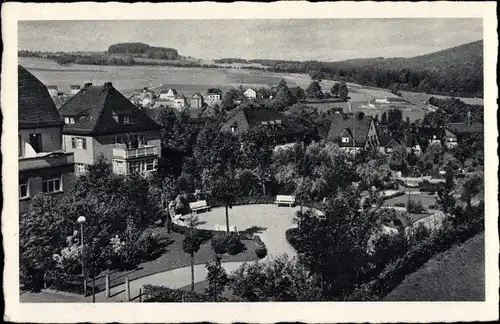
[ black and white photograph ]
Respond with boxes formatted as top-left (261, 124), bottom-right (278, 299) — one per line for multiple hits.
top-left (2, 2), bottom-right (498, 323)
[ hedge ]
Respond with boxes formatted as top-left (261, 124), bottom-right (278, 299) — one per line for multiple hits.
top-left (44, 271), bottom-right (87, 295)
top-left (381, 191), bottom-right (405, 201)
top-left (348, 218), bottom-right (484, 301)
top-left (285, 228), bottom-right (300, 252)
top-left (142, 284), bottom-right (242, 302)
top-left (209, 195), bottom-right (275, 209)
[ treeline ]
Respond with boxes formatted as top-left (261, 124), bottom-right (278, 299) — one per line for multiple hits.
top-left (108, 42), bottom-right (179, 60)
top-left (216, 41), bottom-right (484, 98)
top-left (423, 97), bottom-right (483, 127)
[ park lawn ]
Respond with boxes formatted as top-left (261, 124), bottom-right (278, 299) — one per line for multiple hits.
top-left (384, 232), bottom-right (484, 301)
top-left (89, 229), bottom-right (259, 293)
top-left (384, 194), bottom-right (437, 208)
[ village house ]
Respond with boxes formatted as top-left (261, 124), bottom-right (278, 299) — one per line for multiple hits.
top-left (18, 65), bottom-right (76, 215)
top-left (243, 87), bottom-right (257, 99)
top-left (416, 126), bottom-right (458, 149)
top-left (173, 94), bottom-right (187, 110)
top-left (206, 88), bottom-right (222, 101)
top-left (159, 88), bottom-right (178, 101)
top-left (221, 106), bottom-right (307, 146)
top-left (378, 134), bottom-right (402, 154)
top-left (327, 113), bottom-right (379, 152)
top-left (46, 85), bottom-right (59, 97)
top-left (448, 120), bottom-right (483, 143)
top-left (70, 85), bottom-right (81, 95)
top-left (190, 92), bottom-right (204, 109)
top-left (58, 82), bottom-right (162, 177)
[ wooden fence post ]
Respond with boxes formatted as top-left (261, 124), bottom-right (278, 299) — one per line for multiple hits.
top-left (139, 288), bottom-right (142, 302)
top-left (125, 278), bottom-right (130, 302)
top-left (105, 274), bottom-right (110, 298)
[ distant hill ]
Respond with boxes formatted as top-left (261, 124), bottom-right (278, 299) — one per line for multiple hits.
top-left (108, 42), bottom-right (179, 60)
top-left (228, 40), bottom-right (484, 97)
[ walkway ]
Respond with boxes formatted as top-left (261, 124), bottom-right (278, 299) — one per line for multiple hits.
top-left (85, 204), bottom-right (308, 302)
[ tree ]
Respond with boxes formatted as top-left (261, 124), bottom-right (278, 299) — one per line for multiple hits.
top-left (387, 109), bottom-right (403, 134)
top-left (338, 81), bottom-right (349, 102)
top-left (460, 173), bottom-right (483, 208)
top-left (205, 255), bottom-right (229, 301)
top-left (380, 111), bottom-right (388, 126)
top-left (239, 127), bottom-right (273, 195)
top-left (20, 194), bottom-right (68, 290)
top-left (294, 189), bottom-right (379, 299)
top-left (437, 173), bottom-right (456, 213)
top-left (182, 215), bottom-right (203, 292)
top-left (306, 81), bottom-right (323, 99)
top-left (289, 86), bottom-right (306, 102)
top-left (222, 88), bottom-right (245, 111)
top-left (272, 86), bottom-right (295, 111)
top-left (294, 177), bottom-right (313, 214)
top-left (210, 171), bottom-right (238, 233)
top-left (330, 83), bottom-right (340, 97)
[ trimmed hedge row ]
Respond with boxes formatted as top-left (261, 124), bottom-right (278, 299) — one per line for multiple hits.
top-left (209, 196), bottom-right (275, 209)
top-left (348, 219), bottom-right (484, 301)
top-left (253, 236), bottom-right (267, 259)
top-left (285, 228), bottom-right (300, 252)
top-left (142, 284), bottom-right (242, 302)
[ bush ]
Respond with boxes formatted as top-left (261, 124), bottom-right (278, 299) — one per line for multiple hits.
top-left (382, 191), bottom-right (405, 201)
top-left (44, 270), bottom-right (86, 295)
top-left (171, 223), bottom-right (213, 243)
top-left (253, 235), bottom-right (268, 258)
top-left (209, 195), bottom-right (275, 208)
top-left (211, 233), bottom-right (230, 255)
top-left (406, 199), bottom-right (426, 214)
top-left (227, 234), bottom-right (245, 255)
top-left (285, 228), bottom-right (300, 251)
top-left (255, 246), bottom-right (268, 259)
top-left (143, 284), bottom-right (233, 302)
top-left (394, 202), bottom-right (405, 208)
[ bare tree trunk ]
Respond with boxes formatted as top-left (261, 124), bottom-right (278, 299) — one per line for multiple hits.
top-left (225, 205), bottom-right (229, 233)
top-left (190, 252), bottom-right (195, 292)
top-left (92, 262), bottom-right (96, 303)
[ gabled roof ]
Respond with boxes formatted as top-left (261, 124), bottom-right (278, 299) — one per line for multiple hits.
top-left (192, 92), bottom-right (203, 99)
top-left (327, 113), bottom-right (373, 145)
top-left (448, 122), bottom-right (483, 134)
top-left (379, 134), bottom-right (401, 147)
top-left (70, 85), bottom-right (81, 89)
top-left (18, 65), bottom-right (63, 129)
top-left (58, 82), bottom-right (161, 135)
top-left (207, 88), bottom-right (222, 95)
top-left (143, 106), bottom-right (180, 126)
top-left (417, 127), bottom-right (445, 140)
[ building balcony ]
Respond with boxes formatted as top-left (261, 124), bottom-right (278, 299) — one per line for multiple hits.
top-left (113, 145), bottom-right (158, 160)
top-left (19, 151), bottom-right (74, 172)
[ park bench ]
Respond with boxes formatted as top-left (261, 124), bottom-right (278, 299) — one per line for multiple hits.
top-left (189, 200), bottom-right (211, 214)
top-left (274, 195), bottom-right (295, 207)
top-left (214, 224), bottom-right (237, 232)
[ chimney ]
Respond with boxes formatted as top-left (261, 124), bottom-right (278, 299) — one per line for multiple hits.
top-left (84, 82), bottom-right (92, 88)
top-left (104, 82), bottom-right (113, 90)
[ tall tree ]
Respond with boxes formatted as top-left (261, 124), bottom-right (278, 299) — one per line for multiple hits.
top-left (182, 215), bottom-right (203, 292)
top-left (330, 83), bottom-right (340, 97)
top-left (306, 81), bottom-right (323, 99)
top-left (338, 81), bottom-right (349, 102)
top-left (387, 109), bottom-right (403, 134)
top-left (205, 255), bottom-right (229, 301)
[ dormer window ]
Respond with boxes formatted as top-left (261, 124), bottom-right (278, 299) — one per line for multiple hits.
top-left (342, 137), bottom-right (350, 143)
top-left (64, 117), bottom-right (75, 124)
top-left (116, 115), bottom-right (138, 124)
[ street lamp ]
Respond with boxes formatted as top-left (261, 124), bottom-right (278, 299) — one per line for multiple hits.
top-left (77, 216), bottom-right (86, 296)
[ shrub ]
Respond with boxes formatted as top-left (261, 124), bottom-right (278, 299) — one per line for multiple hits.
top-left (285, 228), bottom-right (300, 251)
top-left (227, 234), bottom-right (245, 255)
top-left (143, 284), bottom-right (232, 302)
top-left (211, 233), bottom-right (230, 255)
top-left (406, 199), bottom-right (426, 214)
top-left (394, 202), bottom-right (405, 208)
top-left (255, 246), bottom-right (268, 259)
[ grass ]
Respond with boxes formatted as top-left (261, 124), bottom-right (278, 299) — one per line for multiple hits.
top-left (385, 194), bottom-right (436, 209)
top-left (384, 232), bottom-right (484, 301)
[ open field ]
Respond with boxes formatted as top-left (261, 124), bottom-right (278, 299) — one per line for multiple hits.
top-left (384, 232), bottom-right (484, 301)
top-left (399, 90), bottom-right (484, 106)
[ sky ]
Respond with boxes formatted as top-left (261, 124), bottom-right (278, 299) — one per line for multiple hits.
top-left (18, 19), bottom-right (483, 61)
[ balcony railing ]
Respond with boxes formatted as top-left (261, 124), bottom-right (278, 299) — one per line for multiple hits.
top-left (113, 145), bottom-right (158, 159)
top-left (19, 152), bottom-right (74, 171)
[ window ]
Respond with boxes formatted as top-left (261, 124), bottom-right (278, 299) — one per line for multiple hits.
top-left (29, 133), bottom-right (42, 152)
top-left (146, 159), bottom-right (155, 171)
top-left (76, 163), bottom-right (86, 176)
top-left (115, 136), bottom-right (124, 144)
top-left (116, 162), bottom-right (125, 175)
top-left (71, 137), bottom-right (76, 149)
top-left (64, 117), bottom-right (75, 124)
top-left (342, 137), bottom-right (350, 143)
top-left (42, 177), bottom-right (62, 194)
top-left (129, 162), bottom-right (141, 174)
top-left (19, 180), bottom-right (29, 199)
top-left (76, 137), bottom-right (87, 149)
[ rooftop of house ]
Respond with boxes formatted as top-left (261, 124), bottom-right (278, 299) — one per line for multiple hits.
top-left (416, 127), bottom-right (445, 140)
top-left (327, 113), bottom-right (373, 145)
top-left (192, 92), bottom-right (204, 98)
top-left (58, 82), bottom-right (161, 135)
top-left (207, 88), bottom-right (222, 95)
top-left (70, 85), bottom-right (81, 89)
top-left (18, 65), bottom-right (64, 129)
top-left (46, 85), bottom-right (58, 89)
top-left (379, 134), bottom-right (401, 147)
top-left (448, 122), bottom-right (483, 134)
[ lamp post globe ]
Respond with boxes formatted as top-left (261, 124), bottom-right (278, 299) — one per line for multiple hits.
top-left (77, 216), bottom-right (86, 224)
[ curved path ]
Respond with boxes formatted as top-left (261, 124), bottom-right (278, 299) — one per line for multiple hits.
top-left (87, 204), bottom-right (311, 302)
